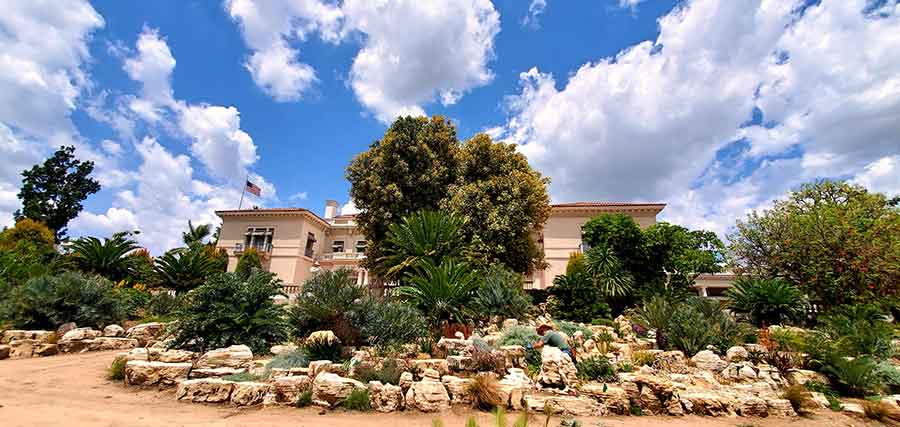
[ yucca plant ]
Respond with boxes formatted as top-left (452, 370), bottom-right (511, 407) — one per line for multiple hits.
top-left (725, 277), bottom-right (806, 327)
top-left (584, 244), bottom-right (634, 298)
top-left (381, 210), bottom-right (466, 282)
top-left (396, 258), bottom-right (481, 328)
top-left (154, 247), bottom-right (219, 294)
top-left (68, 232), bottom-right (140, 282)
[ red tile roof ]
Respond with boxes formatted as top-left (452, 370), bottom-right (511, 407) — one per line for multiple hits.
top-left (551, 202), bottom-right (666, 208)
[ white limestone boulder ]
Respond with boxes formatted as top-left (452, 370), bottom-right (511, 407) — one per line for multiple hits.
top-left (195, 345), bottom-right (253, 369)
top-left (524, 394), bottom-right (602, 416)
top-left (176, 378), bottom-right (234, 403)
top-left (124, 360), bottom-right (191, 386)
top-left (691, 350), bottom-right (727, 372)
top-left (125, 322), bottom-right (167, 347)
top-left (368, 381), bottom-right (404, 412)
top-left (0, 344), bottom-right (10, 360)
top-left (103, 325), bottom-right (125, 337)
top-left (404, 379), bottom-right (451, 412)
top-left (264, 375), bottom-right (311, 405)
top-left (311, 372), bottom-right (366, 408)
top-left (441, 375), bottom-right (474, 405)
top-left (231, 381), bottom-right (271, 406)
top-left (537, 346), bottom-right (577, 388)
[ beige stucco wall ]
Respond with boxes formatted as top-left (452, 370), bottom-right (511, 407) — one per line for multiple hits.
top-left (218, 205), bottom-right (663, 290)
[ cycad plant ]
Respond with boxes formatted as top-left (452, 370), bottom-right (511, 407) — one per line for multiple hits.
top-left (471, 264), bottom-right (532, 321)
top-left (725, 277), bottom-right (806, 327)
top-left (68, 232), bottom-right (140, 282)
top-left (287, 267), bottom-right (368, 344)
top-left (381, 210), bottom-right (466, 282)
top-left (154, 247), bottom-right (219, 294)
top-left (396, 258), bottom-right (481, 328)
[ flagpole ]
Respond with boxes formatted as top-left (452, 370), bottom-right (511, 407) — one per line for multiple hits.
top-left (238, 173), bottom-right (248, 209)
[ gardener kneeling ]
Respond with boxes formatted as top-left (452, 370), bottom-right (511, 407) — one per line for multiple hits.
top-left (531, 324), bottom-right (577, 366)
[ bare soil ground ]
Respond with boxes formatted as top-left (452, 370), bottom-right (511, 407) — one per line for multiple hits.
top-left (0, 351), bottom-right (880, 426)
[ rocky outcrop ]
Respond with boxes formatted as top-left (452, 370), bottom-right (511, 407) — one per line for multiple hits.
top-left (151, 349), bottom-right (195, 363)
top-left (410, 359), bottom-right (449, 378)
top-left (60, 327), bottom-right (102, 342)
top-left (404, 379), bottom-right (451, 412)
top-left (231, 382), bottom-right (271, 406)
top-left (368, 381), bottom-right (404, 412)
top-left (126, 322), bottom-right (167, 347)
top-left (1, 330), bottom-right (54, 344)
top-left (311, 373), bottom-right (367, 408)
top-left (264, 375), bottom-right (311, 405)
top-left (190, 367), bottom-right (247, 379)
top-left (441, 375), bottom-right (474, 405)
top-left (691, 350), bottom-right (727, 372)
top-left (124, 360), bottom-right (191, 386)
top-left (726, 346), bottom-right (749, 362)
top-left (581, 383), bottom-right (630, 415)
top-left (34, 343), bottom-right (59, 357)
top-left (270, 344), bottom-right (298, 356)
top-left (679, 391), bottom-right (736, 416)
top-left (436, 338), bottom-right (471, 355)
top-left (103, 325), bottom-right (125, 337)
top-left (497, 368), bottom-right (532, 410)
top-left (0, 344), bottom-right (10, 360)
top-left (9, 339), bottom-right (37, 358)
top-left (176, 378), bottom-right (234, 403)
top-left (785, 369), bottom-right (830, 386)
top-left (538, 346), bottom-right (577, 388)
top-left (195, 345), bottom-right (253, 369)
top-left (524, 394), bottom-right (603, 416)
top-left (92, 337), bottom-right (139, 351)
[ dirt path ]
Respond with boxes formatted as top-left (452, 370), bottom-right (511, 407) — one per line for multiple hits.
top-left (0, 351), bottom-right (878, 426)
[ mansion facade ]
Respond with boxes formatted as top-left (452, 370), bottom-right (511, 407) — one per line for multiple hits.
top-left (215, 200), bottom-right (732, 295)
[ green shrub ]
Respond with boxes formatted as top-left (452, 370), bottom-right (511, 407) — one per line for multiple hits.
top-left (266, 349), bottom-right (309, 376)
top-left (631, 351), bottom-right (656, 367)
top-left (471, 265), bottom-right (532, 321)
top-left (396, 258), bottom-right (481, 328)
top-left (353, 359), bottom-right (403, 385)
top-left (356, 299), bottom-right (428, 350)
top-left (804, 381), bottom-right (842, 411)
top-left (341, 388), bottom-right (371, 411)
top-left (118, 287), bottom-right (151, 319)
top-left (296, 390), bottom-right (313, 407)
top-left (556, 320), bottom-right (593, 341)
top-left (108, 357), bottom-right (126, 380)
top-left (287, 268), bottom-right (367, 345)
top-left (725, 277), bottom-right (807, 327)
top-left (636, 297), bottom-right (743, 356)
top-left (304, 334), bottom-right (343, 361)
top-left (818, 304), bottom-right (893, 359)
top-left (10, 272), bottom-right (127, 329)
top-left (171, 270), bottom-right (288, 353)
top-left (470, 348), bottom-right (506, 375)
top-left (822, 355), bottom-right (882, 397)
top-left (235, 248), bottom-right (263, 278)
top-left (147, 291), bottom-right (182, 317)
top-left (222, 372), bottom-right (262, 382)
top-left (577, 356), bottom-right (617, 382)
top-left (498, 325), bottom-right (539, 347)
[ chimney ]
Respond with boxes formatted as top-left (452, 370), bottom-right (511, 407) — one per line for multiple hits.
top-left (324, 200), bottom-right (339, 219)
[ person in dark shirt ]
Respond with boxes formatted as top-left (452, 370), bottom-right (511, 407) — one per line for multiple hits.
top-left (532, 324), bottom-right (577, 365)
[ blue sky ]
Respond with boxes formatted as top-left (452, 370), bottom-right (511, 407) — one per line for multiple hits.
top-left (1, 0), bottom-right (898, 253)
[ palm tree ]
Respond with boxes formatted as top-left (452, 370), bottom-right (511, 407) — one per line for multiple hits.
top-left (584, 244), bottom-right (634, 298)
top-left (396, 258), bottom-right (481, 327)
top-left (155, 247), bottom-right (218, 294)
top-left (182, 220), bottom-right (212, 246)
top-left (381, 210), bottom-right (466, 282)
top-left (68, 232), bottom-right (139, 282)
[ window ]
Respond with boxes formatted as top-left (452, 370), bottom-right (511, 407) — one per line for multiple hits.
top-left (304, 232), bottom-right (317, 258)
top-left (579, 241), bottom-right (590, 253)
top-left (355, 240), bottom-right (367, 253)
top-left (331, 240), bottom-right (345, 253)
top-left (244, 227), bottom-right (274, 252)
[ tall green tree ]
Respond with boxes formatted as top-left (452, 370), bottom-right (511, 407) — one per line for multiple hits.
top-left (155, 247), bottom-right (219, 294)
top-left (729, 180), bottom-right (900, 309)
top-left (442, 134), bottom-right (551, 273)
top-left (15, 146), bottom-right (101, 241)
top-left (346, 116), bottom-right (551, 278)
top-left (347, 116), bottom-right (460, 279)
top-left (644, 222), bottom-right (725, 289)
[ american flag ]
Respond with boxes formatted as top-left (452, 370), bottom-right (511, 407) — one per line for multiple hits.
top-left (245, 180), bottom-right (261, 197)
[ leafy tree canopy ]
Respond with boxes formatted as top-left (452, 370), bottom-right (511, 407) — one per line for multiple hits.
top-left (15, 146), bottom-right (101, 241)
top-left (346, 116), bottom-right (551, 277)
top-left (728, 179), bottom-right (900, 309)
top-left (581, 213), bottom-right (724, 301)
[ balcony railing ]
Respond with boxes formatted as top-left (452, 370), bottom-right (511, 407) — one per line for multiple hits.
top-left (322, 252), bottom-right (366, 260)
